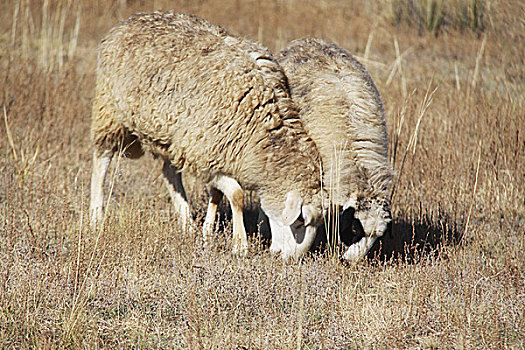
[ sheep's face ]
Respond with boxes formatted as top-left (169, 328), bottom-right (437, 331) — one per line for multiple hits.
top-left (281, 190), bottom-right (323, 228)
top-left (344, 196), bottom-right (391, 238)
top-left (338, 196), bottom-right (391, 262)
top-left (262, 191), bottom-right (324, 259)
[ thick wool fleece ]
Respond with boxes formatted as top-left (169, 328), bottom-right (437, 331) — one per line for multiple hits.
top-left (276, 38), bottom-right (394, 205)
top-left (92, 12), bottom-right (323, 219)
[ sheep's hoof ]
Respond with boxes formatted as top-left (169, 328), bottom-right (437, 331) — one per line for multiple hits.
top-left (202, 238), bottom-right (212, 249)
top-left (279, 251), bottom-right (299, 261)
top-left (232, 241), bottom-right (248, 257)
top-left (90, 207), bottom-right (103, 228)
top-left (269, 244), bottom-right (282, 256)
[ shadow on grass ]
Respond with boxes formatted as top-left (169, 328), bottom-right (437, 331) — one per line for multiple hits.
top-left (366, 213), bottom-right (462, 263)
top-left (196, 197), bottom-right (462, 265)
top-left (252, 208), bottom-right (461, 264)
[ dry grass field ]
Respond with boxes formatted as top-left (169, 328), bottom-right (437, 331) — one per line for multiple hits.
top-left (1, 0), bottom-right (524, 348)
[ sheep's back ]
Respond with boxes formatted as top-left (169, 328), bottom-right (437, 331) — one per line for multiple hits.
top-left (277, 38), bottom-right (393, 201)
top-left (95, 12), bottom-right (284, 185)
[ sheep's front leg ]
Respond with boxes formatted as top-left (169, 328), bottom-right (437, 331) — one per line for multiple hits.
top-left (267, 217), bottom-right (287, 255)
top-left (90, 149), bottom-right (114, 226)
top-left (210, 175), bottom-right (248, 256)
top-left (162, 161), bottom-right (191, 227)
top-left (268, 217), bottom-right (317, 260)
top-left (202, 187), bottom-right (223, 246)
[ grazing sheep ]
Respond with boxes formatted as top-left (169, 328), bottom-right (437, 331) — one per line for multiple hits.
top-left (89, 11), bottom-right (325, 257)
top-left (275, 38), bottom-right (394, 261)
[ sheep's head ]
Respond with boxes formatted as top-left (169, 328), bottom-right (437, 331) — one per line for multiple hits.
top-left (262, 190), bottom-right (324, 259)
top-left (282, 190), bottom-right (323, 226)
top-left (344, 195), bottom-right (391, 238)
top-left (339, 195), bottom-right (391, 261)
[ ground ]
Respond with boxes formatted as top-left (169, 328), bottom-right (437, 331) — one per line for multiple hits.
top-left (0, 0), bottom-right (524, 348)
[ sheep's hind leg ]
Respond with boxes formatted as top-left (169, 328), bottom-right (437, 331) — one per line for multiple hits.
top-left (90, 149), bottom-right (114, 227)
top-left (202, 188), bottom-right (224, 247)
top-left (162, 161), bottom-right (191, 227)
top-left (209, 175), bottom-right (248, 256)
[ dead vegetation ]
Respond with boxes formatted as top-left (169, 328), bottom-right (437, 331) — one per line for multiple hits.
top-left (1, 0), bottom-right (524, 348)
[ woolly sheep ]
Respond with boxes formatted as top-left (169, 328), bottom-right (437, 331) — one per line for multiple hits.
top-left (275, 38), bottom-right (394, 261)
top-left (89, 12), bottom-right (325, 257)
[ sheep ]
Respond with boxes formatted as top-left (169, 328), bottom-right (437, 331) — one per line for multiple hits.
top-left (274, 38), bottom-right (394, 261)
top-left (89, 11), bottom-right (325, 258)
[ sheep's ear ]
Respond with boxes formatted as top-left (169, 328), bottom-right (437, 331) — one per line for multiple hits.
top-left (282, 191), bottom-right (303, 226)
top-left (301, 204), bottom-right (315, 226)
top-left (343, 196), bottom-right (358, 211)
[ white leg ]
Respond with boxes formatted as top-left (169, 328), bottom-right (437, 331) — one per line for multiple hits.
top-left (209, 175), bottom-right (247, 256)
top-left (342, 236), bottom-right (377, 262)
top-left (202, 187), bottom-right (223, 246)
top-left (267, 216), bottom-right (318, 260)
top-left (90, 149), bottom-right (113, 226)
top-left (268, 217), bottom-right (285, 255)
top-left (162, 161), bottom-right (191, 226)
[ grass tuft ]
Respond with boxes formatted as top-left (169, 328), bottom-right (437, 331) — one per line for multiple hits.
top-left (388, 0), bottom-right (488, 36)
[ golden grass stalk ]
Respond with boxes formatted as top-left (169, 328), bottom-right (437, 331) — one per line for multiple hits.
top-left (21, 0), bottom-right (32, 58)
top-left (322, 143), bottom-right (345, 259)
top-left (462, 141), bottom-right (482, 243)
top-left (68, 4), bottom-right (81, 63)
top-left (455, 62), bottom-right (461, 91)
top-left (3, 105), bottom-right (18, 163)
top-left (57, 0), bottom-right (68, 68)
top-left (390, 88), bottom-right (411, 168)
top-left (3, 105), bottom-right (40, 180)
top-left (257, 13), bottom-right (264, 45)
top-left (7, 0), bottom-right (82, 71)
top-left (391, 81), bottom-right (437, 201)
top-left (394, 36), bottom-right (407, 98)
top-left (386, 36), bottom-right (411, 99)
top-left (364, 28), bottom-right (374, 62)
top-left (41, 0), bottom-right (49, 68)
top-left (10, 1), bottom-right (20, 49)
top-left (3, 0), bottom-right (19, 100)
top-left (469, 33), bottom-right (487, 94)
top-left (65, 145), bottom-right (127, 340)
top-left (409, 80), bottom-right (437, 155)
top-left (296, 264), bottom-right (306, 350)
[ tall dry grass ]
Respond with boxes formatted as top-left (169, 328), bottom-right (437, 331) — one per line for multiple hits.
top-left (387, 0), bottom-right (488, 35)
top-left (1, 0), bottom-right (524, 348)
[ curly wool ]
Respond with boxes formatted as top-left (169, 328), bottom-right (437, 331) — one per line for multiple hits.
top-left (91, 12), bottom-right (323, 218)
top-left (276, 38), bottom-right (394, 206)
